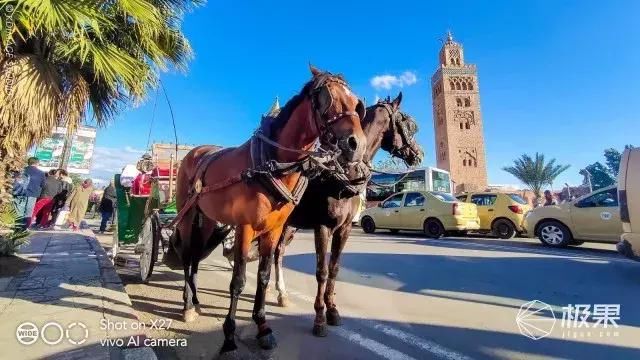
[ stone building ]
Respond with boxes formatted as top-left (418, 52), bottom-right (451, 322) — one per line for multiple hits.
top-left (431, 32), bottom-right (488, 193)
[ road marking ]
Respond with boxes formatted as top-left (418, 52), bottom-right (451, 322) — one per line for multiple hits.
top-left (367, 321), bottom-right (474, 360)
top-left (209, 259), bottom-right (474, 360)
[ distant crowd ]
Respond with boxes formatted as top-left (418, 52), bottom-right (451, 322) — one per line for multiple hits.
top-left (12, 157), bottom-right (116, 232)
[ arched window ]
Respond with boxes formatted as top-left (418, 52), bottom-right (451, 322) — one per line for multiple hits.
top-left (468, 82), bottom-right (474, 90)
top-left (456, 98), bottom-right (462, 107)
top-left (464, 98), bottom-right (471, 107)
top-left (463, 159), bottom-right (467, 167)
top-left (459, 122), bottom-right (463, 130)
top-left (450, 82), bottom-right (455, 90)
top-left (461, 82), bottom-right (467, 90)
top-left (465, 122), bottom-right (470, 129)
top-left (474, 160), bottom-right (478, 167)
top-left (455, 82), bottom-right (461, 90)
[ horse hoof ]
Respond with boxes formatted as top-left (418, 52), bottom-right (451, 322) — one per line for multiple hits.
top-left (257, 330), bottom-right (277, 350)
top-left (183, 308), bottom-right (198, 323)
top-left (277, 294), bottom-right (289, 307)
top-left (219, 340), bottom-right (239, 359)
top-left (326, 308), bottom-right (342, 326)
top-left (312, 323), bottom-right (328, 337)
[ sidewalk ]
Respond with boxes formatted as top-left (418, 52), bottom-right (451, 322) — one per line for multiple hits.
top-left (0, 228), bottom-right (152, 359)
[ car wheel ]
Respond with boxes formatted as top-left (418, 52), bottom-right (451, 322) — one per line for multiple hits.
top-left (389, 229), bottom-right (400, 234)
top-left (492, 219), bottom-right (517, 239)
top-left (361, 217), bottom-right (376, 234)
top-left (423, 219), bottom-right (444, 239)
top-left (538, 221), bottom-right (572, 247)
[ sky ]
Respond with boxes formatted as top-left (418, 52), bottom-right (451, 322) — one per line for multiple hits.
top-left (89, 0), bottom-right (640, 189)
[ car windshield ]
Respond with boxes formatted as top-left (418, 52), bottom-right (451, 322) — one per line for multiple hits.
top-left (432, 192), bottom-right (457, 202)
top-left (508, 194), bottom-right (528, 205)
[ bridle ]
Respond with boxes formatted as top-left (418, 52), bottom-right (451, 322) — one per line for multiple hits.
top-left (375, 102), bottom-right (419, 162)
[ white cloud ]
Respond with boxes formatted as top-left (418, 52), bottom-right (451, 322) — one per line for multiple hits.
top-left (370, 71), bottom-right (418, 90)
top-left (90, 146), bottom-right (146, 183)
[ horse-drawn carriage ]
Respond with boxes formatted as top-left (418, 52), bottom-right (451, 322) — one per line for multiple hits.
top-left (111, 143), bottom-right (233, 281)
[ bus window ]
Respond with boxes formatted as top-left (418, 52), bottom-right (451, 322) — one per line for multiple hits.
top-left (431, 169), bottom-right (451, 193)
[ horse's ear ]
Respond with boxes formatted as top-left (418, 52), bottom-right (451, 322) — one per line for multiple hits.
top-left (309, 64), bottom-right (322, 77)
top-left (391, 91), bottom-right (403, 110)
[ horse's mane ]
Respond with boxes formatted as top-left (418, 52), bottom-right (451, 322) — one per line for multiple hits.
top-left (266, 72), bottom-right (346, 135)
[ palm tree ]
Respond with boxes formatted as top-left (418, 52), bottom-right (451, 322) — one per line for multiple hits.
top-left (502, 153), bottom-right (570, 205)
top-left (0, 0), bottom-right (202, 205)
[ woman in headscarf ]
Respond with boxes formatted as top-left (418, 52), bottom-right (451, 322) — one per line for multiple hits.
top-left (66, 179), bottom-right (94, 231)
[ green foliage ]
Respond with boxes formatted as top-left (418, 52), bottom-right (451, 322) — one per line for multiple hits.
top-left (584, 145), bottom-right (635, 190)
top-left (0, 205), bottom-right (29, 256)
top-left (583, 162), bottom-right (615, 191)
top-left (374, 155), bottom-right (407, 172)
top-left (69, 173), bottom-right (83, 188)
top-left (502, 152), bottom-right (570, 199)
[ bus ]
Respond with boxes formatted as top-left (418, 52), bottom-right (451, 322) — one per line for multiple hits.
top-left (366, 167), bottom-right (452, 204)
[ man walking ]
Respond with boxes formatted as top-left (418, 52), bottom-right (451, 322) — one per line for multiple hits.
top-left (32, 169), bottom-right (62, 228)
top-left (543, 190), bottom-right (557, 206)
top-left (16, 157), bottom-right (45, 229)
top-left (99, 180), bottom-right (117, 233)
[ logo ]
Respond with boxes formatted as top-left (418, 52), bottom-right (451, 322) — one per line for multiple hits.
top-left (16, 321), bottom-right (89, 346)
top-left (516, 300), bottom-right (556, 340)
top-left (600, 212), bottom-right (612, 220)
top-left (16, 322), bottom-right (39, 345)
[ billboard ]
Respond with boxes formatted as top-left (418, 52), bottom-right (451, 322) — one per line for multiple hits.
top-left (32, 126), bottom-right (97, 174)
top-left (67, 127), bottom-right (97, 174)
top-left (33, 127), bottom-right (66, 170)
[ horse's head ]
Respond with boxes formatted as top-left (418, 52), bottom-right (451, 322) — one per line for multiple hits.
top-left (307, 66), bottom-right (367, 164)
top-left (366, 92), bottom-right (423, 167)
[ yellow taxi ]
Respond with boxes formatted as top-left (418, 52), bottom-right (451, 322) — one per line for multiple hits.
top-left (456, 192), bottom-right (531, 238)
top-left (617, 147), bottom-right (640, 260)
top-left (523, 185), bottom-right (622, 247)
top-left (360, 191), bottom-right (480, 238)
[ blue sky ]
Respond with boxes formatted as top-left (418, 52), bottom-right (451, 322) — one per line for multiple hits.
top-left (91, 0), bottom-right (640, 188)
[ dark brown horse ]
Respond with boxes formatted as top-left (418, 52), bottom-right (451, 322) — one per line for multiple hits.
top-left (272, 93), bottom-right (423, 336)
top-left (171, 66), bottom-right (367, 354)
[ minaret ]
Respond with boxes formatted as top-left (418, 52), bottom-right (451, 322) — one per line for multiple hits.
top-left (431, 31), bottom-right (488, 192)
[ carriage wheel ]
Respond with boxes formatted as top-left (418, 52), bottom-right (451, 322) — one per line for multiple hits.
top-left (139, 212), bottom-right (160, 282)
top-left (111, 211), bottom-right (119, 259)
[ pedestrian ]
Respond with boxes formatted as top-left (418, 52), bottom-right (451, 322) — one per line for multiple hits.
top-left (15, 157), bottom-right (46, 229)
top-left (51, 169), bottom-right (73, 227)
top-left (98, 180), bottom-right (117, 233)
top-left (543, 190), bottom-right (557, 206)
top-left (66, 179), bottom-right (94, 231)
top-left (31, 169), bottom-right (62, 228)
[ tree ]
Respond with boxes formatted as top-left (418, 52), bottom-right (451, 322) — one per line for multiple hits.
top-left (582, 162), bottom-right (615, 191)
top-left (374, 155), bottom-right (406, 172)
top-left (0, 0), bottom-right (202, 206)
top-left (502, 153), bottom-right (570, 202)
top-left (604, 145), bottom-right (635, 177)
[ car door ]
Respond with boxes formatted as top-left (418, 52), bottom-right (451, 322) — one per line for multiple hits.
top-left (376, 193), bottom-right (405, 228)
top-left (470, 194), bottom-right (497, 230)
top-left (571, 188), bottom-right (622, 241)
top-left (398, 192), bottom-right (427, 230)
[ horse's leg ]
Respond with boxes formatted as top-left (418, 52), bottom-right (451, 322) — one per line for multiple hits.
top-left (312, 225), bottom-right (331, 337)
top-left (325, 223), bottom-right (351, 326)
top-left (220, 225), bottom-right (253, 354)
top-left (182, 251), bottom-right (198, 322)
top-left (190, 255), bottom-right (202, 314)
top-left (252, 227), bottom-right (281, 350)
top-left (183, 215), bottom-right (202, 322)
top-left (274, 226), bottom-right (295, 307)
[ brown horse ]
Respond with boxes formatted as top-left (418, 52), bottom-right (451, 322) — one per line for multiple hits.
top-left (171, 66), bottom-right (366, 354)
top-left (273, 93), bottom-right (423, 336)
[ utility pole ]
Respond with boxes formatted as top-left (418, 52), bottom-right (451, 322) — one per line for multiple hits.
top-left (59, 133), bottom-right (72, 171)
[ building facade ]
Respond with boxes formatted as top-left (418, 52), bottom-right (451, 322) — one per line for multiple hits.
top-left (431, 32), bottom-right (488, 193)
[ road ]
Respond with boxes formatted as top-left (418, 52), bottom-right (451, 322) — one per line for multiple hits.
top-left (99, 229), bottom-right (640, 360)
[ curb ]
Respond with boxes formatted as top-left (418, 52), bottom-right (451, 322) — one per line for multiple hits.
top-left (84, 229), bottom-right (158, 360)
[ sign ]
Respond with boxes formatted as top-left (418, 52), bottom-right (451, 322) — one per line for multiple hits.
top-left (67, 127), bottom-right (97, 174)
top-left (32, 126), bottom-right (97, 174)
top-left (33, 127), bottom-right (66, 170)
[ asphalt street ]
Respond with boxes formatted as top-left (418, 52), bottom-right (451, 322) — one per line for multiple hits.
top-left (99, 229), bottom-right (640, 360)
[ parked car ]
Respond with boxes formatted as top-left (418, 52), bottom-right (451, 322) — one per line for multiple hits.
top-left (360, 191), bottom-right (480, 238)
top-left (456, 192), bottom-right (531, 239)
top-left (617, 147), bottom-right (640, 261)
top-left (523, 185), bottom-right (621, 247)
